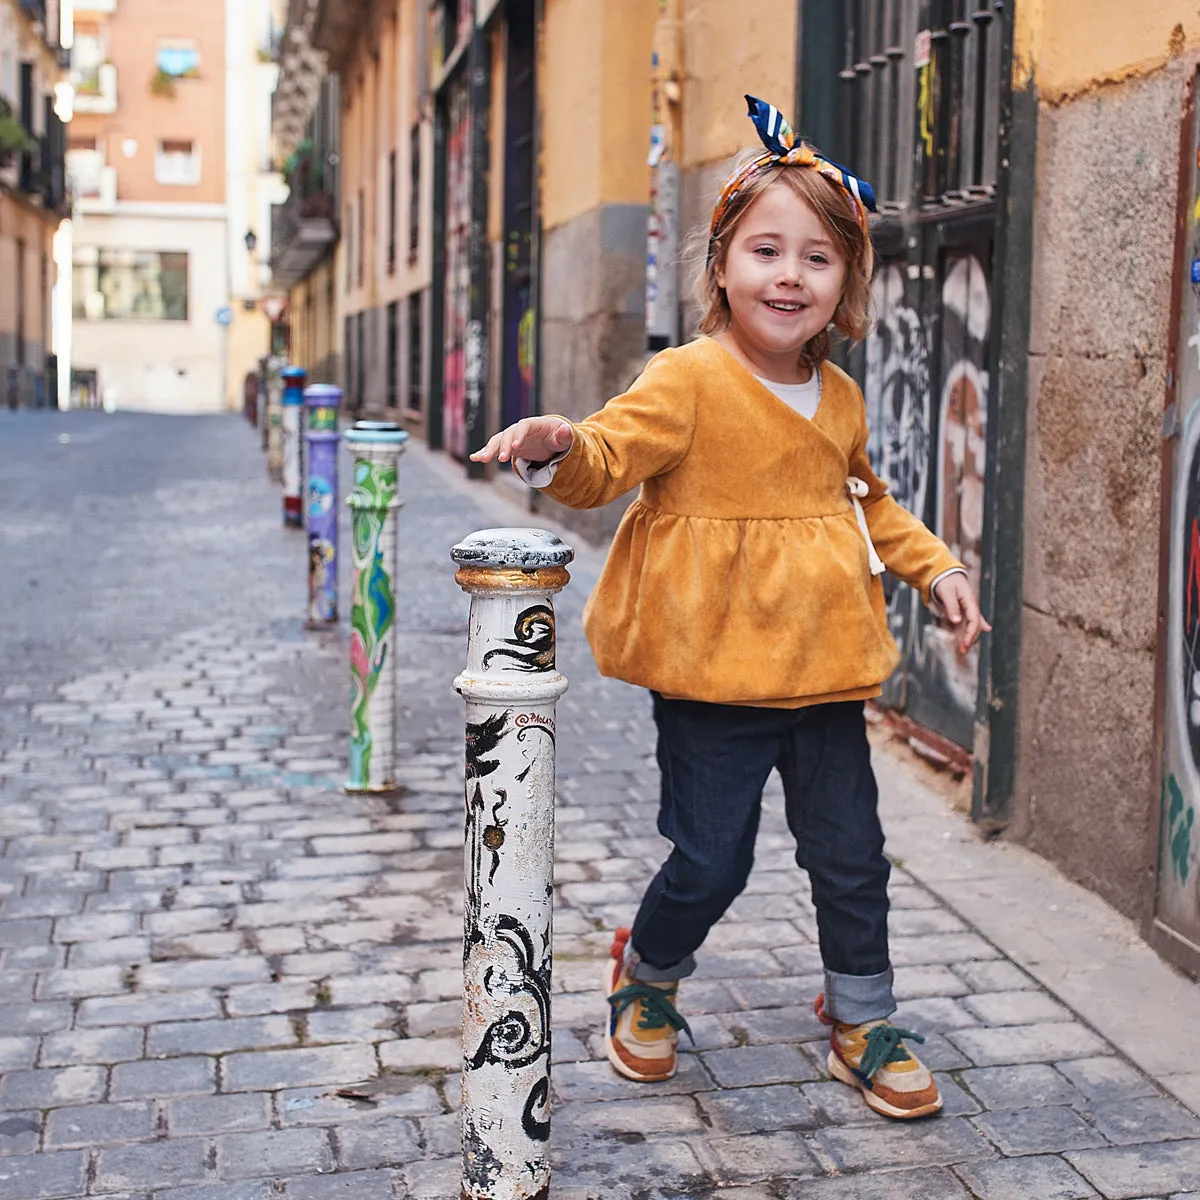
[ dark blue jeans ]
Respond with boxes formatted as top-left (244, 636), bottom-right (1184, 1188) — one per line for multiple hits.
top-left (629, 695), bottom-right (895, 1023)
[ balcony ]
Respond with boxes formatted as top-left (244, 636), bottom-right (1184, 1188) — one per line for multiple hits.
top-left (67, 148), bottom-right (117, 212)
top-left (74, 0), bottom-right (118, 11)
top-left (72, 63), bottom-right (118, 114)
top-left (311, 0), bottom-right (370, 73)
top-left (270, 159), bottom-right (337, 289)
top-left (0, 101), bottom-right (65, 213)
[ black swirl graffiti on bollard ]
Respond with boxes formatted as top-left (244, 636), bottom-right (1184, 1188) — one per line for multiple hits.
top-left (451, 528), bottom-right (573, 1200)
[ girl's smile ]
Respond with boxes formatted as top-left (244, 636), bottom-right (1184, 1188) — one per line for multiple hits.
top-left (714, 181), bottom-right (848, 383)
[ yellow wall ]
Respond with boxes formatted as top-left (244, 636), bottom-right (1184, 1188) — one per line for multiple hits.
top-left (540, 0), bottom-right (655, 230)
top-left (338, 0), bottom-right (432, 314)
top-left (0, 197), bottom-right (55, 354)
top-left (1016, 0), bottom-right (1200, 100)
top-left (681, 0), bottom-right (796, 169)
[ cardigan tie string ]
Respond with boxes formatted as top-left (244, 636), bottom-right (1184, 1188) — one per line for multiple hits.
top-left (846, 477), bottom-right (886, 577)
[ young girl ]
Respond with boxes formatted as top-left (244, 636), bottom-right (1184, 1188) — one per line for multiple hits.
top-left (471, 95), bottom-right (988, 1121)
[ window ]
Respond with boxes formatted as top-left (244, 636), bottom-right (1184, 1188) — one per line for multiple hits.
top-left (66, 136), bottom-right (103, 197)
top-left (155, 140), bottom-right (200, 186)
top-left (386, 301), bottom-right (398, 407)
top-left (408, 124), bottom-right (420, 259)
top-left (71, 31), bottom-right (105, 95)
top-left (387, 150), bottom-right (397, 275)
top-left (357, 187), bottom-right (365, 288)
top-left (344, 201), bottom-right (354, 290)
top-left (407, 291), bottom-right (423, 413)
top-left (72, 248), bottom-right (189, 321)
top-left (156, 39), bottom-right (201, 78)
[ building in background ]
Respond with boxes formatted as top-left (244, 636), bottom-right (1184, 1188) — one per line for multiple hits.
top-left (0, 0), bottom-right (68, 410)
top-left (269, 0), bottom-right (342, 388)
top-left (67, 0), bottom-right (284, 412)
top-left (225, 0), bottom-right (290, 408)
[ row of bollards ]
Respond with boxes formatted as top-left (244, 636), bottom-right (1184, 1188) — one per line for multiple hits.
top-left (248, 369), bottom-right (573, 1199)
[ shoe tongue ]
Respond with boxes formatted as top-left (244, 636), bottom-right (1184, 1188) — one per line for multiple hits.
top-left (840, 1018), bottom-right (888, 1033)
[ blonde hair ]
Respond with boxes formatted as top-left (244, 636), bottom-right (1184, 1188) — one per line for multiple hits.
top-left (697, 153), bottom-right (874, 371)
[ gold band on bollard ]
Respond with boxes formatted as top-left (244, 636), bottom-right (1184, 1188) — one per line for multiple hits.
top-left (454, 566), bottom-right (571, 592)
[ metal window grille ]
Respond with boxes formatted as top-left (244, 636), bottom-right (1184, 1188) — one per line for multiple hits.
top-left (409, 124), bottom-right (421, 259)
top-left (834, 0), bottom-right (1005, 210)
top-left (357, 188), bottom-right (365, 288)
top-left (407, 291), bottom-right (423, 414)
top-left (386, 300), bottom-right (399, 407)
top-left (387, 151), bottom-right (397, 275)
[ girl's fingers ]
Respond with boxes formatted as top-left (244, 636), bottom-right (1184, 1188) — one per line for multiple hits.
top-left (468, 434), bottom-right (501, 463)
top-left (551, 420), bottom-right (574, 449)
top-left (941, 583), bottom-right (964, 626)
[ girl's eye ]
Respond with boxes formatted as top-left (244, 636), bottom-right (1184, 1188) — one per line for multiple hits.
top-left (808, 254), bottom-right (829, 266)
top-left (754, 246), bottom-right (778, 258)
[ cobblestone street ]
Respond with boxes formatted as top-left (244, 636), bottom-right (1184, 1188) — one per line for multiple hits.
top-left (2, 408), bottom-right (1200, 1199)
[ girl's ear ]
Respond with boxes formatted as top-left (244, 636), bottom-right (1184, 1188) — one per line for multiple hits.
top-left (714, 257), bottom-right (726, 290)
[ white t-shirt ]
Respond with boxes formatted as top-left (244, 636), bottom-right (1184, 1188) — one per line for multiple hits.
top-left (755, 370), bottom-right (821, 420)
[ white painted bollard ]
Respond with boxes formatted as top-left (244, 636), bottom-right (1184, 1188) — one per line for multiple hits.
top-left (451, 528), bottom-right (573, 1200)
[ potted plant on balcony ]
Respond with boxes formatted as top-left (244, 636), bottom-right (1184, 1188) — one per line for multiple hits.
top-left (0, 99), bottom-right (37, 158)
top-left (0, 99), bottom-right (36, 189)
top-left (283, 138), bottom-right (316, 191)
top-left (149, 67), bottom-right (176, 98)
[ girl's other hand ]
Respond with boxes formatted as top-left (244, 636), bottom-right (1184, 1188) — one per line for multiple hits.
top-left (933, 573), bottom-right (992, 654)
top-left (469, 417), bottom-right (574, 464)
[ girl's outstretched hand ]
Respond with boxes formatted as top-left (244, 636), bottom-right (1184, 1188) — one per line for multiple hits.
top-left (469, 417), bottom-right (574, 465)
top-left (933, 573), bottom-right (992, 654)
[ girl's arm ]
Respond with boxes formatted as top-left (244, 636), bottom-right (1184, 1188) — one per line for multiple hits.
top-left (477, 347), bottom-right (698, 511)
top-left (846, 426), bottom-right (964, 605)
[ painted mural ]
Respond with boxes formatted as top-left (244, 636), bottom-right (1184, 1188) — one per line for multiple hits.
top-left (865, 261), bottom-right (932, 649)
top-left (862, 248), bottom-right (990, 750)
top-left (1161, 405), bottom-right (1200, 939)
top-left (1152, 70), bottom-right (1200, 970)
top-left (915, 250), bottom-right (990, 726)
top-left (347, 457), bottom-right (398, 789)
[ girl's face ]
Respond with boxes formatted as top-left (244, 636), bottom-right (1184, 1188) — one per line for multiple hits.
top-left (715, 182), bottom-right (848, 383)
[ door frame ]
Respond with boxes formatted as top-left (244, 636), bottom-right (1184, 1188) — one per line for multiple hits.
top-left (1146, 67), bottom-right (1200, 979)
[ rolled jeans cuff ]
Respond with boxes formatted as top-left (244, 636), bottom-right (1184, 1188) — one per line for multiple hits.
top-left (823, 966), bottom-right (896, 1024)
top-left (629, 947), bottom-right (696, 984)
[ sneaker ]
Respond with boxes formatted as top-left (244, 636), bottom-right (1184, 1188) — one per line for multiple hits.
top-left (815, 992), bottom-right (943, 1119)
top-left (603, 928), bottom-right (693, 1082)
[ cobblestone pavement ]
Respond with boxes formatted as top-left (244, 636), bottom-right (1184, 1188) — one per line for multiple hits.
top-left (2, 409), bottom-right (1200, 1200)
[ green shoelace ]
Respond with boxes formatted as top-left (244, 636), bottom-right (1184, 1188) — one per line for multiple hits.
top-left (857, 1023), bottom-right (925, 1081)
top-left (608, 983), bottom-right (695, 1043)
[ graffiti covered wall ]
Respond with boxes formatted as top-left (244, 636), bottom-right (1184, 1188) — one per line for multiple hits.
top-left (862, 246), bottom-right (990, 751)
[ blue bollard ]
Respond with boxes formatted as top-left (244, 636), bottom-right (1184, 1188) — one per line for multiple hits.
top-left (304, 384), bottom-right (342, 628)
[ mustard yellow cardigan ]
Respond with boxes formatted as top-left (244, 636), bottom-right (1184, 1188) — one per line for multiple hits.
top-left (543, 336), bottom-right (964, 708)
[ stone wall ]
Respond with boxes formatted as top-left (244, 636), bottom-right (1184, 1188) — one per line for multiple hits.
top-left (537, 202), bottom-right (651, 543)
top-left (1016, 63), bottom-right (1184, 917)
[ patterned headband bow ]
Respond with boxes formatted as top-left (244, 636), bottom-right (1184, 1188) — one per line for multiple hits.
top-left (709, 95), bottom-right (877, 253)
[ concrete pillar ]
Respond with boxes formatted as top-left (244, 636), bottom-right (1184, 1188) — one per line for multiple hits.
top-left (451, 528), bottom-right (574, 1200)
top-left (304, 383), bottom-right (342, 629)
top-left (344, 421), bottom-right (410, 793)
top-left (281, 366), bottom-right (307, 528)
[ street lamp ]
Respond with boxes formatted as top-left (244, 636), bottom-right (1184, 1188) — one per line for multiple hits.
top-left (244, 229), bottom-right (257, 254)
